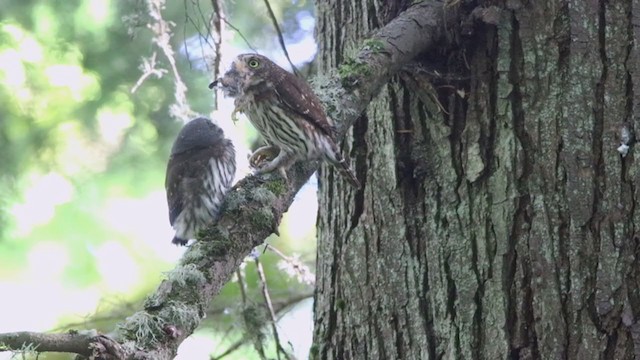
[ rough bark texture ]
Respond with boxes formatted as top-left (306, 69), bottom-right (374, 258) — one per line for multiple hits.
top-left (313, 1), bottom-right (640, 359)
top-left (0, 3), bottom-right (457, 359)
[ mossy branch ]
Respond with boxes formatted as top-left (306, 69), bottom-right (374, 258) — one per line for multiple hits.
top-left (0, 1), bottom-right (459, 359)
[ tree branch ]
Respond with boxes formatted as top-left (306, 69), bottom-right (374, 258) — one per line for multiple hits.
top-left (329, 0), bottom-right (457, 134)
top-left (0, 2), bottom-right (459, 359)
top-left (0, 331), bottom-right (123, 359)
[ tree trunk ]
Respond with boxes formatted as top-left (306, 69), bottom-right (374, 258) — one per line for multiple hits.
top-left (312, 1), bottom-right (640, 359)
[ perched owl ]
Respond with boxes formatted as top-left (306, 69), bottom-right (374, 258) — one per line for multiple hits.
top-left (165, 117), bottom-right (236, 245)
top-left (211, 53), bottom-right (361, 188)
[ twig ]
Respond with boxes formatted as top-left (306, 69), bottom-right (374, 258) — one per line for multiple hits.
top-left (221, 17), bottom-right (258, 52)
top-left (0, 331), bottom-right (122, 359)
top-left (255, 257), bottom-right (292, 360)
top-left (236, 267), bottom-right (248, 307)
top-left (261, 0), bottom-right (300, 76)
top-left (208, 0), bottom-right (223, 109)
top-left (266, 244), bottom-right (315, 285)
top-left (131, 52), bottom-right (168, 93)
top-left (237, 265), bottom-right (267, 360)
top-left (145, 0), bottom-right (193, 120)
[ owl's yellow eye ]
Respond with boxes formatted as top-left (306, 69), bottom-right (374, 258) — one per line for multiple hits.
top-left (248, 58), bottom-right (260, 68)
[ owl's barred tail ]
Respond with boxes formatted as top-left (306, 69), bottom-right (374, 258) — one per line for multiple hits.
top-left (334, 159), bottom-right (361, 189)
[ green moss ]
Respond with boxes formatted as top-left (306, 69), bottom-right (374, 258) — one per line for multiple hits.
top-left (250, 186), bottom-right (278, 204)
top-left (252, 207), bottom-right (274, 230)
top-left (205, 237), bottom-right (236, 257)
top-left (197, 225), bottom-right (229, 241)
top-left (336, 298), bottom-right (346, 310)
top-left (309, 344), bottom-right (319, 358)
top-left (263, 179), bottom-right (287, 197)
top-left (338, 57), bottom-right (372, 83)
top-left (363, 38), bottom-right (386, 53)
top-left (221, 190), bottom-right (247, 213)
top-left (195, 226), bottom-right (237, 257)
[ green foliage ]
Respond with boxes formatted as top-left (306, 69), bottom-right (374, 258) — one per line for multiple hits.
top-left (0, 0), bottom-right (318, 358)
top-left (263, 179), bottom-right (288, 197)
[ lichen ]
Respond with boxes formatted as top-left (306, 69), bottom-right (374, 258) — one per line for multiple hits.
top-left (118, 311), bottom-right (164, 347)
top-left (179, 245), bottom-right (205, 264)
top-left (166, 263), bottom-right (206, 287)
top-left (162, 301), bottom-right (201, 330)
top-left (311, 74), bottom-right (359, 121)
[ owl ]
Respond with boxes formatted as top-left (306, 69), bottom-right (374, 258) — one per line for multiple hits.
top-left (211, 53), bottom-right (361, 188)
top-left (165, 117), bottom-right (236, 245)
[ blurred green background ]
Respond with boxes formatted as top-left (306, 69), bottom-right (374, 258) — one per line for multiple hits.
top-left (0, 0), bottom-right (318, 358)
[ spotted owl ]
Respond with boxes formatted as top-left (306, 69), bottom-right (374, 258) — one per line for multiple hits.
top-left (210, 53), bottom-right (360, 188)
top-left (165, 117), bottom-right (236, 245)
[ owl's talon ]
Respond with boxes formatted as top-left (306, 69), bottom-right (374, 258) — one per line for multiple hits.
top-left (249, 154), bottom-right (269, 169)
top-left (231, 109), bottom-right (240, 124)
top-left (249, 146), bottom-right (280, 169)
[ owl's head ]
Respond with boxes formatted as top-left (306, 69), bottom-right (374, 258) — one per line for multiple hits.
top-left (211, 54), bottom-right (281, 97)
top-left (170, 117), bottom-right (227, 156)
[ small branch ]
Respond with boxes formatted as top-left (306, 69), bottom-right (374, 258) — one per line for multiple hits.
top-left (262, 0), bottom-right (300, 76)
top-left (330, 1), bottom-right (458, 136)
top-left (236, 268), bottom-right (248, 304)
top-left (267, 244), bottom-right (315, 285)
top-left (238, 263), bottom-right (268, 360)
top-left (220, 17), bottom-right (258, 52)
top-left (255, 257), bottom-right (292, 360)
top-left (208, 0), bottom-right (223, 109)
top-left (131, 52), bottom-right (168, 94)
top-left (144, 0), bottom-right (193, 120)
top-left (211, 291), bottom-right (312, 360)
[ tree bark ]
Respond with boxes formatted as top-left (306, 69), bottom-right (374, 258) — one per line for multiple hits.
top-left (313, 1), bottom-right (640, 359)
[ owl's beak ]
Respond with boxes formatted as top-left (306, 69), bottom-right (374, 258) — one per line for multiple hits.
top-left (208, 79), bottom-right (219, 89)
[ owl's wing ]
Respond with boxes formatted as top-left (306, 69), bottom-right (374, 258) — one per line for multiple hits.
top-left (166, 152), bottom-right (205, 225)
top-left (166, 156), bottom-right (185, 226)
top-left (273, 75), bottom-right (335, 138)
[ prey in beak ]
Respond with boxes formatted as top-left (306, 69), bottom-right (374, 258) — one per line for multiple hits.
top-left (210, 64), bottom-right (243, 97)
